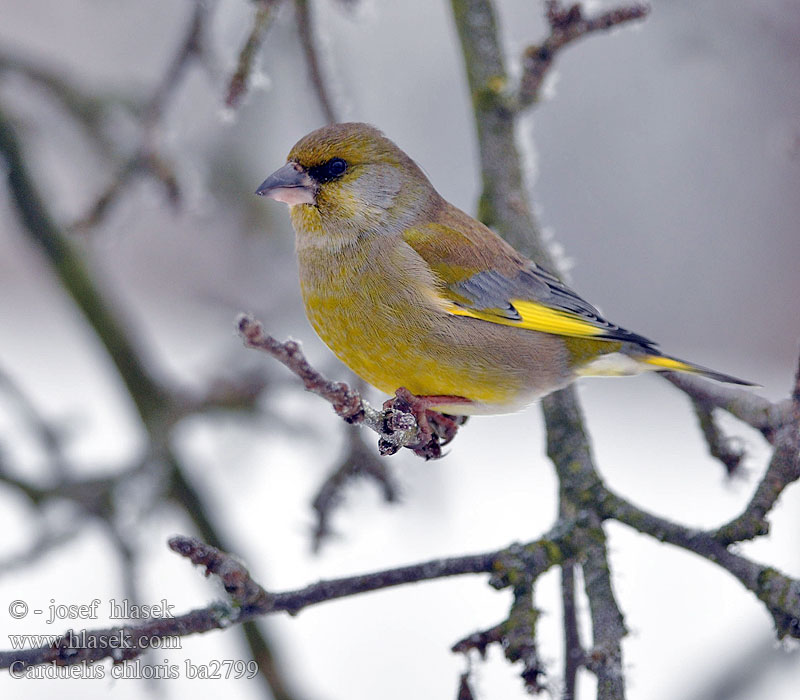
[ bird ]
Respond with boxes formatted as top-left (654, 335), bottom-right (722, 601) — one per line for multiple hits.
top-left (255, 122), bottom-right (755, 424)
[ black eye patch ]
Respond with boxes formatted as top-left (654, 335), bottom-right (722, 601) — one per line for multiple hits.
top-left (309, 157), bottom-right (348, 184)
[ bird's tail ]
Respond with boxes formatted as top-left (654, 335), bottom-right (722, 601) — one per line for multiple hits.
top-left (639, 353), bottom-right (758, 386)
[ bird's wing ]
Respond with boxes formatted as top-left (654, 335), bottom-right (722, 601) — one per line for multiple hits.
top-left (402, 204), bottom-right (657, 348)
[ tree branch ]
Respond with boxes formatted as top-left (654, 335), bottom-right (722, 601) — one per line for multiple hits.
top-left (663, 371), bottom-right (790, 443)
top-left (580, 517), bottom-right (626, 699)
top-left (237, 314), bottom-right (465, 459)
top-left (225, 0), bottom-right (281, 109)
top-left (450, 1), bottom-right (632, 697)
top-left (311, 423), bottom-right (400, 552)
top-left (561, 563), bottom-right (582, 698)
top-left (1, 48), bottom-right (299, 700)
top-left (599, 487), bottom-right (800, 639)
top-left (294, 0), bottom-right (339, 124)
top-left (691, 399), bottom-right (746, 476)
top-left (0, 533), bottom-right (565, 671)
top-left (713, 356), bottom-right (800, 543)
top-left (517, 1), bottom-right (649, 110)
top-left (0, 107), bottom-right (170, 421)
top-left (70, 0), bottom-right (213, 232)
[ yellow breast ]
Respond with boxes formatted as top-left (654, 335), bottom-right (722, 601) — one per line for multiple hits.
top-left (294, 229), bottom-right (525, 410)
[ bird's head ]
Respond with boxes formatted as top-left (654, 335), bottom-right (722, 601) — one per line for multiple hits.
top-left (256, 123), bottom-right (439, 242)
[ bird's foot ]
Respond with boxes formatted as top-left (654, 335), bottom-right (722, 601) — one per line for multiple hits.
top-left (381, 388), bottom-right (470, 460)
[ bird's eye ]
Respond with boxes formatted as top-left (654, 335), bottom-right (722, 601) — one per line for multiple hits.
top-left (310, 157), bottom-right (348, 183)
top-left (328, 158), bottom-right (347, 176)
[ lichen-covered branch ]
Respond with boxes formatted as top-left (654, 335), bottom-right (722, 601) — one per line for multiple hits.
top-left (580, 517), bottom-right (626, 698)
top-left (599, 486), bottom-right (800, 640)
top-left (453, 565), bottom-right (547, 692)
top-left (560, 562), bottom-right (582, 700)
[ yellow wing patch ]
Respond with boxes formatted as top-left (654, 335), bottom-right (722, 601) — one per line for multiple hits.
top-left (447, 299), bottom-right (612, 339)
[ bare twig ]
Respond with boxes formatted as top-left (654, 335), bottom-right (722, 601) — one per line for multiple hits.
top-left (599, 486), bottom-right (800, 640)
top-left (663, 371), bottom-right (790, 442)
top-left (691, 399), bottom-right (746, 476)
top-left (311, 424), bottom-right (400, 552)
top-left (2, 77), bottom-right (300, 700)
top-left (713, 356), bottom-right (800, 543)
top-left (237, 314), bottom-right (464, 459)
top-left (225, 0), bottom-right (281, 109)
top-left (458, 672), bottom-right (478, 700)
top-left (0, 528), bottom-right (81, 576)
top-left (294, 0), bottom-right (339, 123)
top-left (237, 315), bottom-right (363, 419)
top-left (170, 536), bottom-right (273, 609)
top-left (0, 108), bottom-right (169, 419)
top-left (0, 367), bottom-right (69, 478)
top-left (70, 0), bottom-right (213, 231)
top-left (517, 1), bottom-right (649, 110)
top-left (1, 534), bottom-right (562, 671)
top-left (453, 579), bottom-right (546, 692)
top-left (144, 0), bottom-right (211, 129)
top-left (0, 50), bottom-right (131, 154)
top-left (452, 624), bottom-right (504, 657)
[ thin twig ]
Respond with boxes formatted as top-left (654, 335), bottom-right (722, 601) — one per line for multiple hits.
top-left (0, 367), bottom-right (69, 478)
top-left (713, 355), bottom-right (800, 543)
top-left (2, 77), bottom-right (300, 700)
top-left (0, 50), bottom-right (132, 155)
top-left (691, 399), bottom-right (746, 476)
top-left (294, 0), bottom-right (339, 123)
top-left (453, 581), bottom-right (547, 691)
top-left (70, 0), bottom-right (213, 232)
top-left (311, 424), bottom-right (400, 552)
top-left (237, 314), bottom-right (464, 459)
top-left (225, 0), bottom-right (281, 109)
top-left (517, 1), bottom-right (649, 110)
top-left (663, 371), bottom-right (790, 443)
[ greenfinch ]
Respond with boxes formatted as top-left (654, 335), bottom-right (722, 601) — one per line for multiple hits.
top-left (256, 122), bottom-right (754, 416)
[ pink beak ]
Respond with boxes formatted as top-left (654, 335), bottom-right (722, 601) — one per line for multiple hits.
top-left (255, 161), bottom-right (316, 205)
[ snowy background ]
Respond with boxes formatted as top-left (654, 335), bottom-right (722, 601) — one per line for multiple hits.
top-left (1, 1), bottom-right (799, 699)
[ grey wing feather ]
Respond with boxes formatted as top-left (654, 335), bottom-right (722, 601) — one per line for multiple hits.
top-left (451, 264), bottom-right (658, 349)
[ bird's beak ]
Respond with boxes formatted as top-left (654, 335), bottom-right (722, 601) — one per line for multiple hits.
top-left (255, 162), bottom-right (316, 205)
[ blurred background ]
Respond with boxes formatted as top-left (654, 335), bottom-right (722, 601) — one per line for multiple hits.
top-left (1, 0), bottom-right (799, 698)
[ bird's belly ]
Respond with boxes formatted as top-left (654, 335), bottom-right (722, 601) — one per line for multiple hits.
top-left (300, 276), bottom-right (572, 414)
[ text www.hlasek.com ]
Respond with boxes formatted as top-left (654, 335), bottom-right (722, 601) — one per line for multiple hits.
top-left (7, 629), bottom-right (182, 651)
